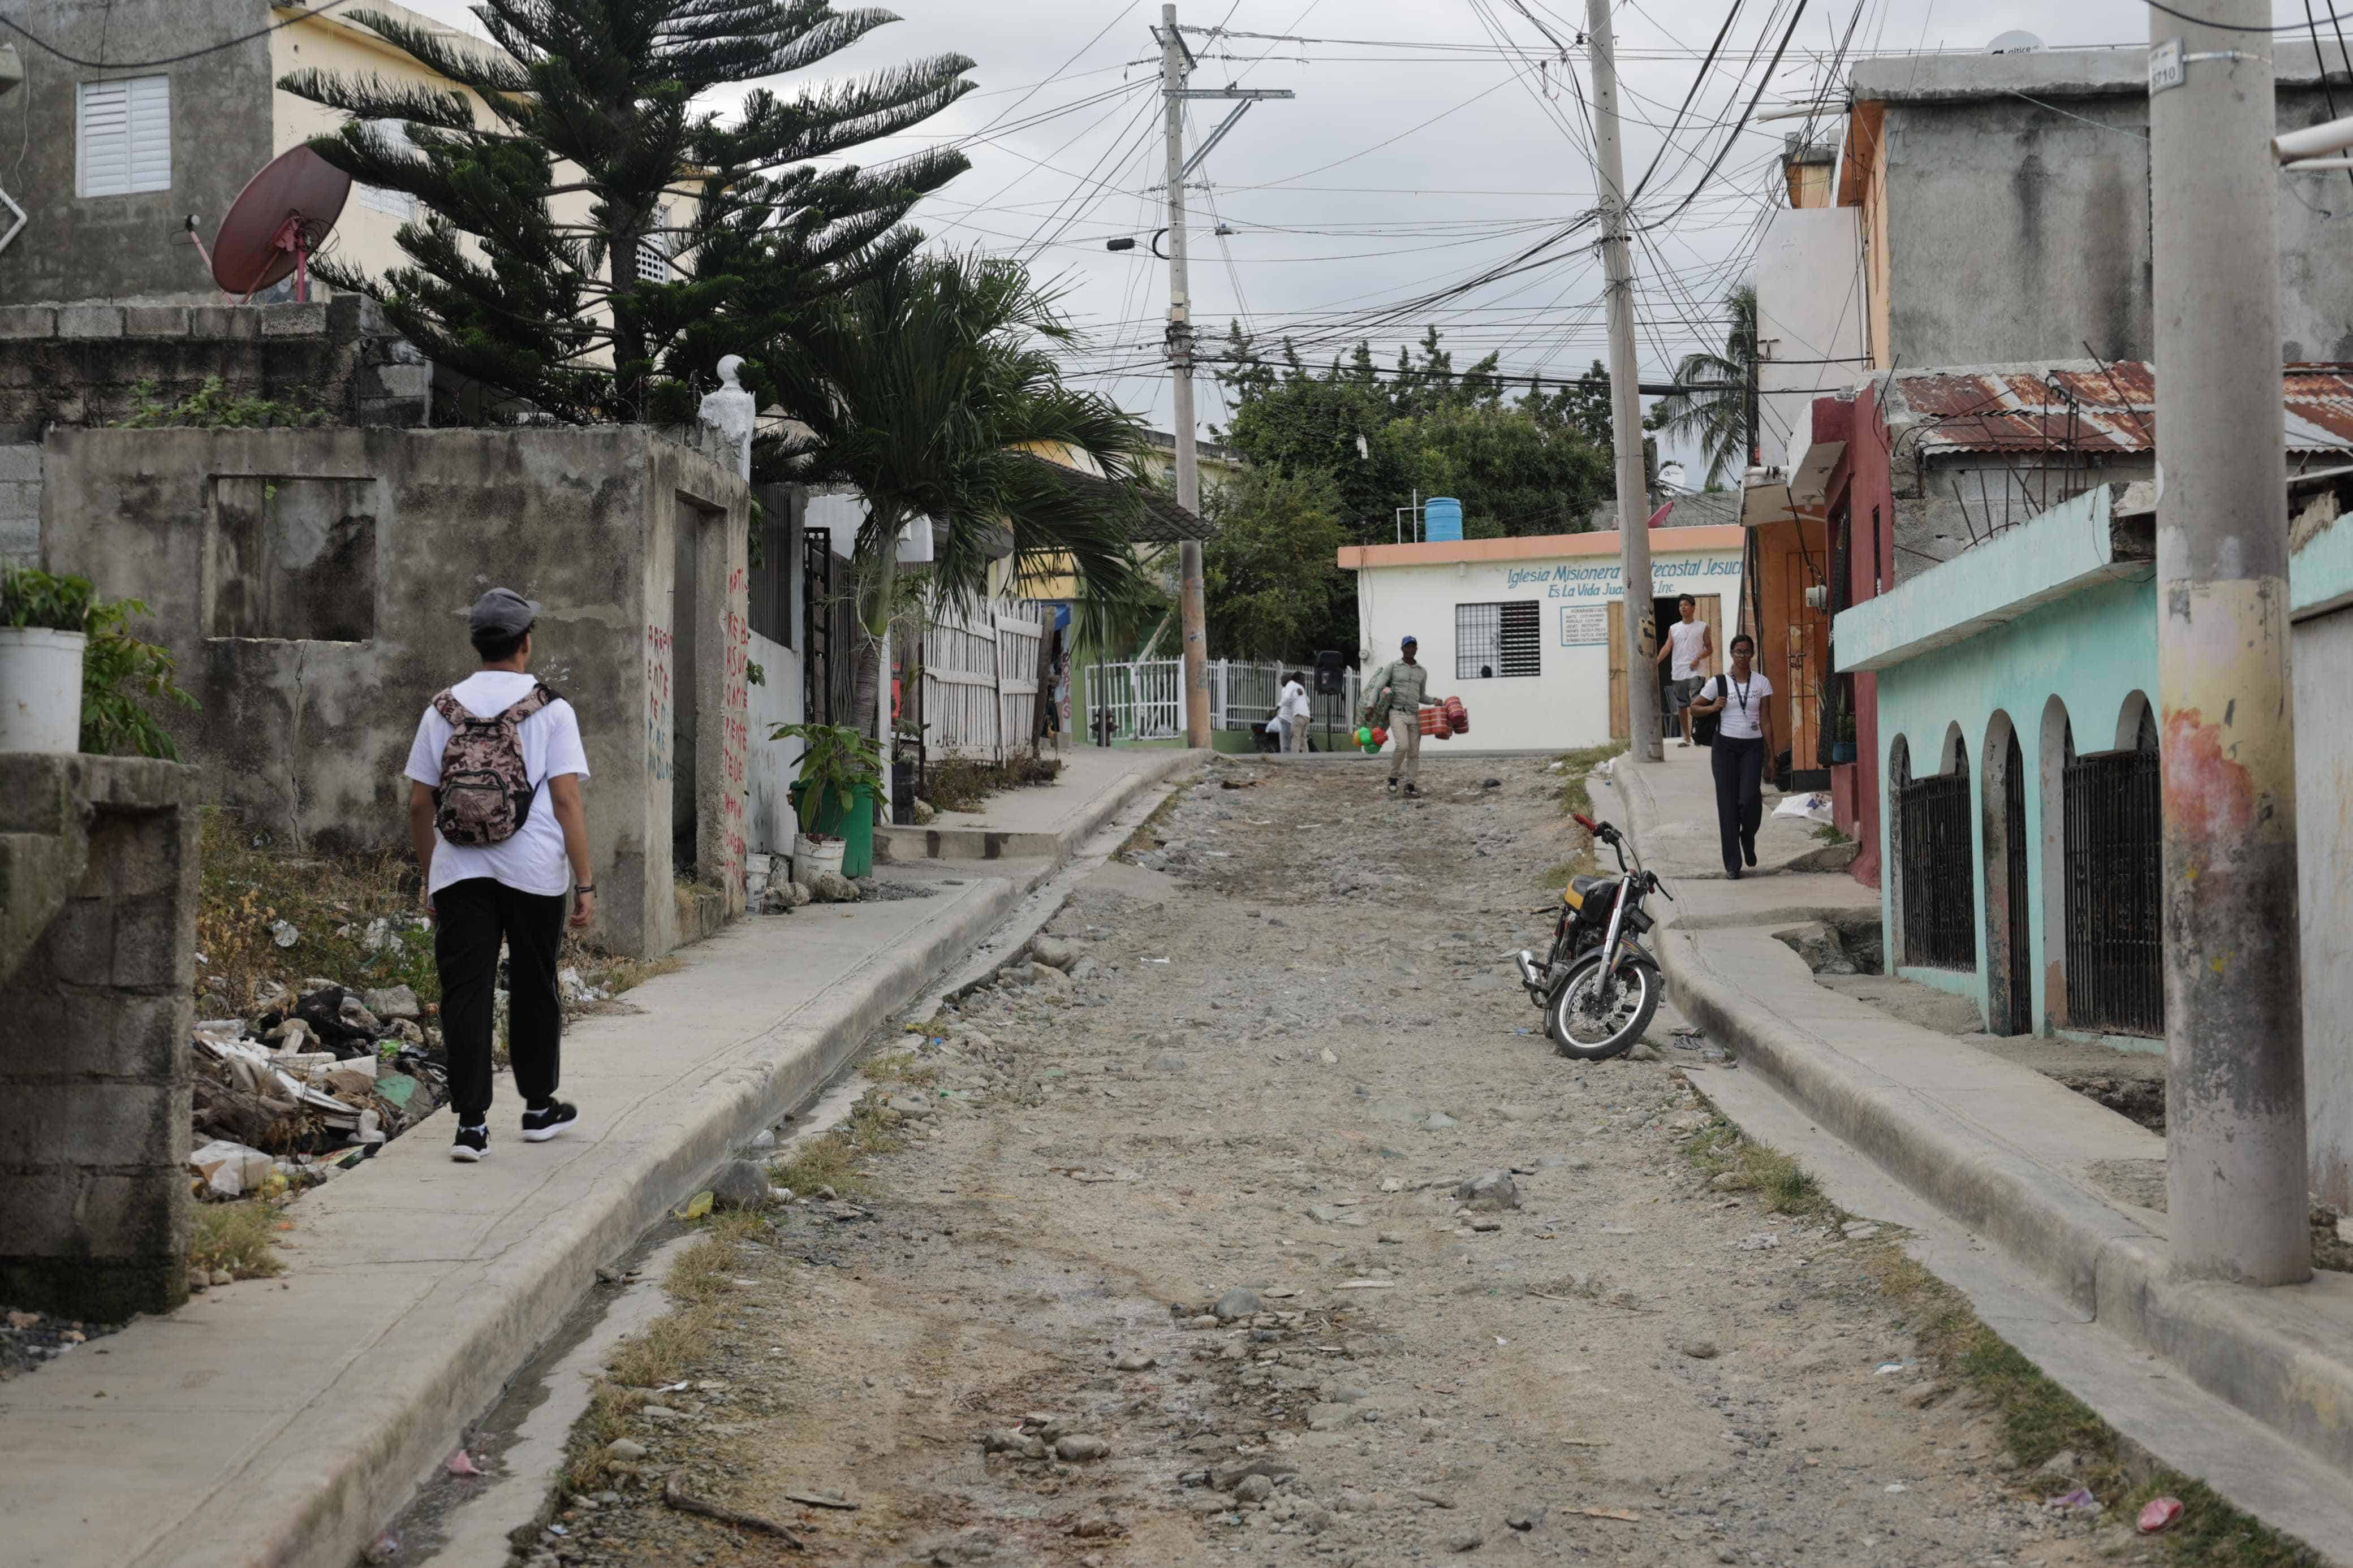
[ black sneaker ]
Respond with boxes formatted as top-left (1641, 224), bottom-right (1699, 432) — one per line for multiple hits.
top-left (520, 1100), bottom-right (580, 1143)
top-left (1403, 783), bottom-right (1421, 798)
top-left (1386, 777), bottom-right (1400, 792)
top-left (1742, 832), bottom-right (1757, 867)
top-left (451, 1122), bottom-right (489, 1163)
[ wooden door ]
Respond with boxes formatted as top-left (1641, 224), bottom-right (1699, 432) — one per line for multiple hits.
top-left (1695, 594), bottom-right (1723, 677)
top-left (1607, 599), bottom-right (1627, 738)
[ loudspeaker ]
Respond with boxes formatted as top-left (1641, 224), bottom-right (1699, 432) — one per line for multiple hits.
top-left (1313, 649), bottom-right (1347, 695)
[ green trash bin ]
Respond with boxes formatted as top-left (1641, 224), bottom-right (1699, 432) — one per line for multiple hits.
top-left (788, 780), bottom-right (877, 879)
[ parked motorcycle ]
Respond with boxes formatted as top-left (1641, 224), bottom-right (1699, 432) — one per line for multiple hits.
top-left (1514, 811), bottom-right (1671, 1060)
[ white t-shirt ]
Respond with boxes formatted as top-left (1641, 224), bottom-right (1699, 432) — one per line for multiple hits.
top-left (403, 671), bottom-right (591, 897)
top-left (1666, 619), bottom-right (1710, 681)
top-left (1710, 668), bottom-right (1773, 741)
top-left (1278, 679), bottom-right (1311, 722)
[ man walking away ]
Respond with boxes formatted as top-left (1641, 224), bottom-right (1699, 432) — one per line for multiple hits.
top-left (1362, 634), bottom-right (1441, 796)
top-left (406, 588), bottom-right (596, 1162)
top-left (1654, 594), bottom-right (1713, 748)
top-left (1278, 669), bottom-right (1312, 753)
top-left (1690, 632), bottom-right (1774, 878)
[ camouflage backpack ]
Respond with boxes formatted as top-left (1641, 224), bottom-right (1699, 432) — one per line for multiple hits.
top-left (429, 683), bottom-right (558, 847)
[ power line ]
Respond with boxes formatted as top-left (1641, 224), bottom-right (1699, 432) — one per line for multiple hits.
top-left (0, 0), bottom-right (358, 69)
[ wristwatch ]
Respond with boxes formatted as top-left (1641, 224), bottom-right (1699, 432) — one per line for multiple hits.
top-left (575, 882), bottom-right (596, 894)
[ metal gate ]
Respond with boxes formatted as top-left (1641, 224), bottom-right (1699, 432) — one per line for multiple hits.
top-left (2002, 732), bottom-right (2032, 1034)
top-left (1898, 769), bottom-right (1976, 970)
top-left (2064, 747), bottom-right (2163, 1036)
top-left (801, 526), bottom-right (833, 725)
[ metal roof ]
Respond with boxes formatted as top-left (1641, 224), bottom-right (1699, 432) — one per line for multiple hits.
top-left (1020, 455), bottom-right (1214, 544)
top-left (1880, 361), bottom-right (2353, 457)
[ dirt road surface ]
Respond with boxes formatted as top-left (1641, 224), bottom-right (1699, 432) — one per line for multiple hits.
top-left (513, 753), bottom-right (2124, 1568)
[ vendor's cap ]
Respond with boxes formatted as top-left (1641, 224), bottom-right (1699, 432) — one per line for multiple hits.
top-left (1400, 634), bottom-right (1418, 646)
top-left (468, 587), bottom-right (541, 636)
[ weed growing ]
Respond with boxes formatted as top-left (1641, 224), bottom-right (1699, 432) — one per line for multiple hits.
top-left (187, 1200), bottom-right (286, 1279)
top-left (924, 755), bottom-right (1062, 814)
top-left (195, 809), bottom-right (438, 1017)
top-left (1554, 741), bottom-right (1629, 822)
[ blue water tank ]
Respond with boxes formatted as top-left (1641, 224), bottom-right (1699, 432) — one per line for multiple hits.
top-left (1424, 496), bottom-right (1463, 542)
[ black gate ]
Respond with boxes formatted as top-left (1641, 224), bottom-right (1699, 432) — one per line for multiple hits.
top-left (802, 526), bottom-right (833, 725)
top-left (1899, 768), bottom-right (1976, 970)
top-left (2002, 732), bottom-right (2032, 1034)
top-left (2064, 746), bottom-right (2163, 1035)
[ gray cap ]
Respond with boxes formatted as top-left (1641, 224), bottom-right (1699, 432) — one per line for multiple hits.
top-left (468, 587), bottom-right (540, 636)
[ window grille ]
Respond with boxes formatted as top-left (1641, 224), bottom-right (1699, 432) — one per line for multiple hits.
top-left (78, 77), bottom-right (171, 198)
top-left (1455, 601), bottom-right (1540, 677)
top-left (355, 120), bottom-right (417, 220)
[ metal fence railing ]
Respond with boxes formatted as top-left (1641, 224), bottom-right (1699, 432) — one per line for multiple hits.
top-left (1897, 769), bottom-right (1976, 971)
top-left (1083, 658), bottom-right (1359, 746)
top-left (2064, 745), bottom-right (2164, 1036)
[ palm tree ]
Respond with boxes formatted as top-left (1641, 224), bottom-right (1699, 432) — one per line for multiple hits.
top-left (1647, 283), bottom-right (1759, 487)
top-left (764, 253), bottom-right (1156, 736)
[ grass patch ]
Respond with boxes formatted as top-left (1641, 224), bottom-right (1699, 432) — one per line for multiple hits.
top-left (1555, 741), bottom-right (1630, 822)
top-left (188, 1199), bottom-right (286, 1280)
top-left (1683, 1117), bottom-right (1830, 1217)
top-left (1812, 822), bottom-right (1850, 844)
top-left (195, 809), bottom-right (438, 1017)
top-left (767, 1087), bottom-right (912, 1195)
top-left (924, 755), bottom-right (1062, 814)
top-left (1121, 783), bottom-right (1188, 858)
top-left (605, 1308), bottom-right (717, 1389)
top-left (862, 1050), bottom-right (939, 1087)
top-left (1688, 1113), bottom-right (2318, 1567)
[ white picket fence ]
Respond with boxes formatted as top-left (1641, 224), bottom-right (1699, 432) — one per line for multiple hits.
top-left (1083, 658), bottom-right (1359, 746)
top-left (920, 597), bottom-right (1047, 760)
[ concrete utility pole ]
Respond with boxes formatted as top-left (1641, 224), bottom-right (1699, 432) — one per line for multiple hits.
top-left (1154, 5), bottom-right (1290, 748)
top-left (1157, 6), bottom-right (1208, 747)
top-left (2147, 7), bottom-right (2310, 1283)
top-left (1585, 0), bottom-right (1661, 762)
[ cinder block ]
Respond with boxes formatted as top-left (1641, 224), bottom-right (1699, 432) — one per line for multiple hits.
top-left (189, 305), bottom-right (260, 340)
top-left (258, 301), bottom-right (329, 338)
top-left (0, 991), bottom-right (186, 1081)
top-left (37, 897), bottom-right (117, 989)
top-left (56, 305), bottom-right (124, 339)
top-left (122, 305), bottom-right (191, 337)
top-left (0, 1168), bottom-right (188, 1263)
top-left (0, 1080), bottom-right (186, 1169)
top-left (0, 443), bottom-right (42, 482)
top-left (376, 363), bottom-right (432, 399)
top-left (0, 305), bottom-right (57, 339)
top-left (107, 889), bottom-right (191, 991)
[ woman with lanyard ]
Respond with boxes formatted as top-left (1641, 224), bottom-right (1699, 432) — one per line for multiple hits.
top-left (1690, 633), bottom-right (1775, 879)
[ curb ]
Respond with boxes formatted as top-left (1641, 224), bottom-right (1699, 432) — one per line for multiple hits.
top-left (876, 750), bottom-right (1195, 862)
top-left (90, 757), bottom-right (1200, 1568)
top-left (1607, 770), bottom-right (2353, 1492)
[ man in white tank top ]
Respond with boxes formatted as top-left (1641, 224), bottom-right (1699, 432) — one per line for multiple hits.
top-left (1654, 594), bottom-right (1713, 747)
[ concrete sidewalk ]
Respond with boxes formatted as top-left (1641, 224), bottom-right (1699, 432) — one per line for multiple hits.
top-left (0, 758), bottom-right (1200, 1568)
top-left (875, 746), bottom-right (1190, 862)
top-left (1596, 750), bottom-right (2353, 1557)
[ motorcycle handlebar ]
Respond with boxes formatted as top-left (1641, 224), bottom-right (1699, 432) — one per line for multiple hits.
top-left (1572, 812), bottom-right (1598, 832)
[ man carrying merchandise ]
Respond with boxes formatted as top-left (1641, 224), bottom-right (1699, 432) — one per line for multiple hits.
top-left (1362, 635), bottom-right (1442, 797)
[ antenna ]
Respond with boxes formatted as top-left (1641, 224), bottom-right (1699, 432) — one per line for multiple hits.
top-left (209, 146), bottom-right (352, 304)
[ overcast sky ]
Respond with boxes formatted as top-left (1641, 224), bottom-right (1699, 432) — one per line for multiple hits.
top-left (400, 1), bottom-right (2175, 461)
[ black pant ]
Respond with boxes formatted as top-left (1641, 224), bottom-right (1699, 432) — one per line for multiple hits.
top-left (1710, 735), bottom-right (1766, 874)
top-left (433, 877), bottom-right (567, 1121)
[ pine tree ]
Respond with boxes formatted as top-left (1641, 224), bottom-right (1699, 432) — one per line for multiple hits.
top-left (280, 2), bottom-right (973, 422)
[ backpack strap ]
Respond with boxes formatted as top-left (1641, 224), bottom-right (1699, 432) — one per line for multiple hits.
top-left (498, 681), bottom-right (560, 724)
top-left (430, 689), bottom-right (471, 724)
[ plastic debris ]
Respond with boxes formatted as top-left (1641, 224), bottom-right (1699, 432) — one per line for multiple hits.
top-left (676, 1190), bottom-right (714, 1221)
top-left (272, 920), bottom-right (300, 948)
top-left (2044, 1487), bottom-right (2100, 1513)
top-left (446, 1449), bottom-right (481, 1478)
top-left (1873, 1361), bottom-right (1906, 1376)
top-left (2137, 1496), bottom-right (2184, 1534)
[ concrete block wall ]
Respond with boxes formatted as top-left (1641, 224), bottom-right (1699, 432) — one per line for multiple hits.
top-left (40, 425), bottom-right (749, 959)
top-left (0, 754), bottom-right (199, 1322)
top-left (0, 296), bottom-right (431, 440)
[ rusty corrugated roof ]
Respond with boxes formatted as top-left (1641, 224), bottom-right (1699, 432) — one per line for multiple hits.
top-left (1882, 361), bottom-right (2353, 455)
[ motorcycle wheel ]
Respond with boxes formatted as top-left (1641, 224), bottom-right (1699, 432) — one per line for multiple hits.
top-left (1545, 953), bottom-right (1661, 1061)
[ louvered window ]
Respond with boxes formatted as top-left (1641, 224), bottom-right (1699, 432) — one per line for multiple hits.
top-left (78, 76), bottom-right (172, 198)
top-left (636, 204), bottom-right (673, 283)
top-left (1455, 600), bottom-right (1542, 678)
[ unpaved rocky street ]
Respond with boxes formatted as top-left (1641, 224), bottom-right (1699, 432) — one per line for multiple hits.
top-left (512, 753), bottom-right (2123, 1568)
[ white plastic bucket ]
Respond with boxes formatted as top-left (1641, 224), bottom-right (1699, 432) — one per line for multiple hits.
top-left (792, 834), bottom-right (846, 886)
top-left (0, 628), bottom-right (85, 753)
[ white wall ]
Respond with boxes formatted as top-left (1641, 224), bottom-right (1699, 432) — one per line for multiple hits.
top-left (1355, 542), bottom-right (1746, 751)
top-left (2296, 603), bottom-right (2353, 1208)
top-left (746, 630), bottom-right (801, 853)
top-left (1755, 205), bottom-right (1867, 472)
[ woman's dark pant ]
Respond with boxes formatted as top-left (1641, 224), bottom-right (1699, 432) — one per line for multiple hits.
top-left (1710, 735), bottom-right (1766, 874)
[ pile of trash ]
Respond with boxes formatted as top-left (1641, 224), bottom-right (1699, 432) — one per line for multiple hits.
top-left (187, 979), bottom-right (450, 1201)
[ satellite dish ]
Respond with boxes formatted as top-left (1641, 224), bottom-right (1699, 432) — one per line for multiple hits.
top-left (209, 146), bottom-right (351, 303)
top-left (1985, 29), bottom-right (2044, 54)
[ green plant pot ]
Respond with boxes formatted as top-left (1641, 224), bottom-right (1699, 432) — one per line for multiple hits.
top-left (1830, 741), bottom-right (1858, 764)
top-left (789, 780), bottom-right (877, 879)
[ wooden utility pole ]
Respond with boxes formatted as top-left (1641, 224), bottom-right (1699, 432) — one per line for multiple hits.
top-left (1585, 0), bottom-right (1661, 762)
top-left (2148, 10), bottom-right (2310, 1282)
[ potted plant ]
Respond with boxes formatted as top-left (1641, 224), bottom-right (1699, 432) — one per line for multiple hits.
top-left (773, 720), bottom-right (884, 881)
top-left (1, 567), bottom-right (95, 753)
top-left (1830, 709), bottom-right (1858, 764)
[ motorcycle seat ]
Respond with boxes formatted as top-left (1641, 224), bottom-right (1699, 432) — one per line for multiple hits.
top-left (1567, 874), bottom-right (1615, 905)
